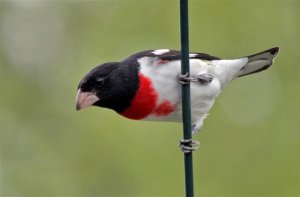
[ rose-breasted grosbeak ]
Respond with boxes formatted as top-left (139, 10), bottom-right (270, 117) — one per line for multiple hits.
top-left (76, 47), bottom-right (279, 151)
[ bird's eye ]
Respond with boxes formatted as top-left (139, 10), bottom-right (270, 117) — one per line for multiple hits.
top-left (95, 77), bottom-right (105, 87)
top-left (96, 77), bottom-right (104, 82)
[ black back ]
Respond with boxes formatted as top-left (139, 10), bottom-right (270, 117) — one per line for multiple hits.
top-left (123, 49), bottom-right (220, 63)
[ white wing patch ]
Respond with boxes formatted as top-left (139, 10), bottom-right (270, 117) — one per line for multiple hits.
top-left (152, 49), bottom-right (170, 55)
top-left (189, 53), bottom-right (198, 58)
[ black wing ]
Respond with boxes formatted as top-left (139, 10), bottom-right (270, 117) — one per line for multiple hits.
top-left (123, 49), bottom-right (220, 64)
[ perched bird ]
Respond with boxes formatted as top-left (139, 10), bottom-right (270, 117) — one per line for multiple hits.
top-left (76, 47), bottom-right (279, 152)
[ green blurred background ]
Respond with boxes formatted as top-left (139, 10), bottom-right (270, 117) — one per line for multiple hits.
top-left (0, 0), bottom-right (299, 196)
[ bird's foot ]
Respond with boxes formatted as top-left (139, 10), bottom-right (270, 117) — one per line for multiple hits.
top-left (179, 139), bottom-right (200, 153)
top-left (177, 72), bottom-right (198, 84)
top-left (197, 73), bottom-right (213, 84)
top-left (177, 73), bottom-right (213, 85)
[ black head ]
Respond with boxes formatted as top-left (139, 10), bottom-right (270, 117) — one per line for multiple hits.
top-left (76, 62), bottom-right (139, 112)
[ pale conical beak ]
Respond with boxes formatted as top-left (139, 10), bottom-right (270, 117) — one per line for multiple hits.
top-left (76, 89), bottom-right (100, 111)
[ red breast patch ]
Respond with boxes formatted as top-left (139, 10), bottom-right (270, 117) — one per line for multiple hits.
top-left (120, 73), bottom-right (175, 120)
top-left (120, 73), bottom-right (158, 119)
top-left (153, 100), bottom-right (175, 116)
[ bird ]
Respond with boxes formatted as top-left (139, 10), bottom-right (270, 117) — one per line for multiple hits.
top-left (76, 47), bottom-right (279, 152)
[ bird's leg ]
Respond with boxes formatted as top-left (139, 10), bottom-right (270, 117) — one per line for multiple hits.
top-left (177, 72), bottom-right (198, 84)
top-left (196, 73), bottom-right (213, 84)
top-left (179, 139), bottom-right (200, 153)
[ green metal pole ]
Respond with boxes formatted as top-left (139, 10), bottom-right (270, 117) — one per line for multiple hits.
top-left (179, 0), bottom-right (194, 197)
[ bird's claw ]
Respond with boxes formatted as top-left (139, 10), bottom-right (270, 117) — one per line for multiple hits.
top-left (177, 73), bottom-right (198, 84)
top-left (197, 73), bottom-right (213, 84)
top-left (177, 73), bottom-right (213, 85)
top-left (179, 139), bottom-right (200, 153)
